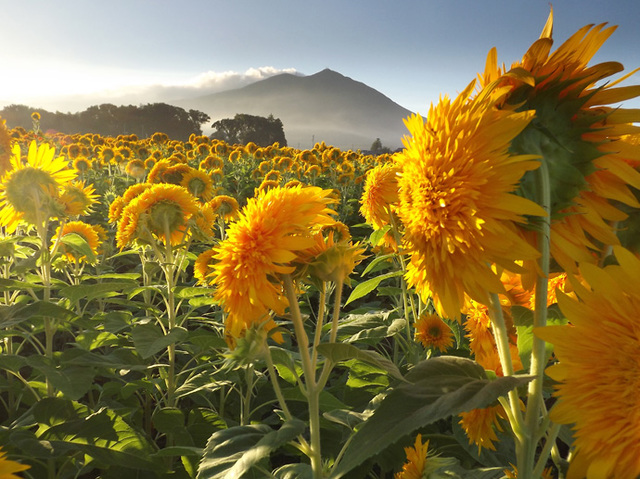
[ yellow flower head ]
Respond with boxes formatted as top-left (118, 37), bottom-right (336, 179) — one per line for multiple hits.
top-left (0, 447), bottom-right (30, 478)
top-left (125, 159), bottom-right (146, 179)
top-left (458, 404), bottom-right (507, 454)
top-left (208, 195), bottom-right (240, 222)
top-left (535, 246), bottom-right (640, 478)
top-left (57, 180), bottom-right (99, 217)
top-left (72, 156), bottom-right (91, 173)
top-left (0, 141), bottom-right (77, 232)
top-left (481, 10), bottom-right (640, 272)
top-left (53, 220), bottom-right (102, 263)
top-left (395, 434), bottom-right (454, 479)
top-left (180, 169), bottom-right (214, 201)
top-left (360, 162), bottom-right (400, 230)
top-left (413, 313), bottom-right (454, 353)
top-left (116, 184), bottom-right (199, 249)
top-left (194, 248), bottom-right (216, 285)
top-left (212, 185), bottom-right (336, 347)
top-left (395, 82), bottom-right (545, 320)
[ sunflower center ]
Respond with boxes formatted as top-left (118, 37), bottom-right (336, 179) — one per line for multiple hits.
top-left (428, 326), bottom-right (442, 338)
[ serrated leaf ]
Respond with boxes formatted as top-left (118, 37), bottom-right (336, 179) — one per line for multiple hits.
top-left (197, 420), bottom-right (305, 479)
top-left (329, 356), bottom-right (533, 478)
top-left (345, 270), bottom-right (403, 305)
top-left (316, 343), bottom-right (404, 381)
top-left (131, 323), bottom-right (189, 359)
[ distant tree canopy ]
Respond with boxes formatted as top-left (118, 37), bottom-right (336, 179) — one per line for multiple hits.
top-left (0, 103), bottom-right (210, 141)
top-left (370, 137), bottom-right (392, 155)
top-left (210, 113), bottom-right (287, 147)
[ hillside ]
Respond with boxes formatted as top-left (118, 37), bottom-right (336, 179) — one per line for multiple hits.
top-left (173, 69), bottom-right (413, 150)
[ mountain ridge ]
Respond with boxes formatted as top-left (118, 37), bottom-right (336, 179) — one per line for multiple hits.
top-left (173, 68), bottom-right (413, 150)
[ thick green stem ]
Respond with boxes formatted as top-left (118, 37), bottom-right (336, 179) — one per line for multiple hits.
top-left (488, 293), bottom-right (525, 444)
top-left (282, 274), bottom-right (323, 478)
top-left (520, 160), bottom-right (552, 478)
top-left (162, 221), bottom-right (178, 408)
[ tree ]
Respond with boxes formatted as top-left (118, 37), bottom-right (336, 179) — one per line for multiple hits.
top-left (370, 137), bottom-right (391, 155)
top-left (210, 113), bottom-right (287, 146)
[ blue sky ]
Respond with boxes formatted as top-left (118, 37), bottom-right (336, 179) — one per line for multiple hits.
top-left (2, 0), bottom-right (640, 115)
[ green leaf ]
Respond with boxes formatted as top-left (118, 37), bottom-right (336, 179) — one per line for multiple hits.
top-left (0, 300), bottom-right (77, 328)
top-left (58, 281), bottom-right (137, 305)
top-left (362, 252), bottom-right (394, 275)
top-left (32, 397), bottom-right (161, 471)
top-left (269, 346), bottom-right (303, 385)
top-left (131, 323), bottom-right (189, 359)
top-left (368, 225), bottom-right (392, 248)
top-left (59, 232), bottom-right (97, 263)
top-left (26, 355), bottom-right (95, 401)
top-left (175, 286), bottom-right (215, 299)
top-left (316, 343), bottom-right (404, 382)
top-left (197, 419), bottom-right (305, 479)
top-left (345, 270), bottom-right (403, 306)
top-left (273, 463), bottom-right (313, 479)
top-left (329, 356), bottom-right (533, 478)
top-left (335, 312), bottom-right (404, 345)
top-left (152, 407), bottom-right (185, 435)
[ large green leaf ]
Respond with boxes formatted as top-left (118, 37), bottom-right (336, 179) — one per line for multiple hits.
top-left (345, 270), bottom-right (403, 305)
top-left (59, 233), bottom-right (97, 263)
top-left (329, 356), bottom-right (533, 478)
top-left (273, 463), bottom-right (313, 479)
top-left (334, 311), bottom-right (404, 345)
top-left (197, 419), bottom-right (305, 479)
top-left (26, 355), bottom-right (95, 400)
top-left (31, 397), bottom-right (161, 471)
top-left (131, 323), bottom-right (189, 359)
top-left (0, 300), bottom-right (77, 328)
top-left (316, 343), bottom-right (404, 382)
top-left (58, 281), bottom-right (138, 305)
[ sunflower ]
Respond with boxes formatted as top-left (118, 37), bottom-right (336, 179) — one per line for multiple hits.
top-left (413, 313), bottom-right (454, 353)
top-left (0, 141), bottom-right (77, 232)
top-left (0, 447), bottom-right (30, 478)
top-left (57, 180), bottom-right (99, 217)
top-left (212, 185), bottom-right (336, 346)
top-left (359, 162), bottom-right (400, 230)
top-left (194, 248), bottom-right (216, 285)
top-left (53, 220), bottom-right (102, 263)
top-left (395, 434), bottom-right (454, 479)
top-left (72, 156), bottom-right (91, 173)
top-left (208, 195), bottom-right (239, 222)
top-left (180, 169), bottom-right (214, 201)
top-left (395, 81), bottom-right (545, 320)
top-left (535, 246), bottom-right (640, 478)
top-left (480, 10), bottom-right (640, 272)
top-left (458, 404), bottom-right (508, 454)
top-left (125, 159), bottom-right (146, 179)
top-left (116, 184), bottom-right (199, 249)
top-left (0, 117), bottom-right (12, 174)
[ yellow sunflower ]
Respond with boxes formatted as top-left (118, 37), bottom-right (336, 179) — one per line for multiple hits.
top-left (180, 169), bottom-right (214, 201)
top-left (72, 156), bottom-right (91, 174)
top-left (535, 245), bottom-right (640, 478)
top-left (53, 220), bottom-right (102, 263)
top-left (480, 10), bottom-right (640, 272)
top-left (359, 163), bottom-right (400, 230)
top-left (57, 180), bottom-right (99, 217)
top-left (208, 195), bottom-right (240, 222)
top-left (116, 184), bottom-right (199, 249)
top-left (0, 141), bottom-right (77, 232)
top-left (395, 434), bottom-right (454, 479)
top-left (413, 313), bottom-right (454, 353)
top-left (212, 185), bottom-right (336, 346)
top-left (458, 404), bottom-right (508, 454)
top-left (395, 81), bottom-right (545, 320)
top-left (194, 248), bottom-right (216, 285)
top-left (0, 447), bottom-right (30, 478)
top-left (125, 159), bottom-right (146, 179)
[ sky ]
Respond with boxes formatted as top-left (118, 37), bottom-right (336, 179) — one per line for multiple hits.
top-left (2, 0), bottom-right (640, 116)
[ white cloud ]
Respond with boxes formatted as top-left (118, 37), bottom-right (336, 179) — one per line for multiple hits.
top-left (0, 66), bottom-right (302, 112)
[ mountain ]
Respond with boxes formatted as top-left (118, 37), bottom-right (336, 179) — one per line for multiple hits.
top-left (173, 69), bottom-right (413, 150)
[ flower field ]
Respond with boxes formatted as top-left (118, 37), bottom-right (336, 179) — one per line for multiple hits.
top-left (1, 10), bottom-right (640, 479)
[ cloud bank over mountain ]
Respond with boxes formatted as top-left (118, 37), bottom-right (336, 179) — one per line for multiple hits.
top-left (1, 67), bottom-right (301, 113)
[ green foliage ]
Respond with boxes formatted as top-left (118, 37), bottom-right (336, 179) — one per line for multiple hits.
top-left (211, 113), bottom-right (287, 146)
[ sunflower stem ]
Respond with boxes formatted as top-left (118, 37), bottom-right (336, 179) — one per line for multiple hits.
top-left (488, 293), bottom-right (525, 439)
top-left (282, 274), bottom-right (323, 478)
top-left (521, 158), bottom-right (552, 478)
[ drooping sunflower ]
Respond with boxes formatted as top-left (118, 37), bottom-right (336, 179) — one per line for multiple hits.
top-left (458, 404), bottom-right (508, 454)
top-left (116, 184), bottom-right (199, 249)
top-left (194, 247), bottom-right (216, 285)
top-left (180, 169), bottom-right (214, 201)
top-left (53, 220), bottom-right (102, 263)
top-left (208, 195), bottom-right (239, 222)
top-left (212, 185), bottom-right (336, 346)
top-left (0, 447), bottom-right (30, 478)
top-left (394, 434), bottom-right (454, 479)
top-left (395, 81), bottom-right (545, 320)
top-left (535, 245), bottom-right (640, 478)
top-left (0, 141), bottom-right (77, 232)
top-left (359, 162), bottom-right (400, 230)
top-left (480, 9), bottom-right (640, 272)
top-left (413, 313), bottom-right (454, 353)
